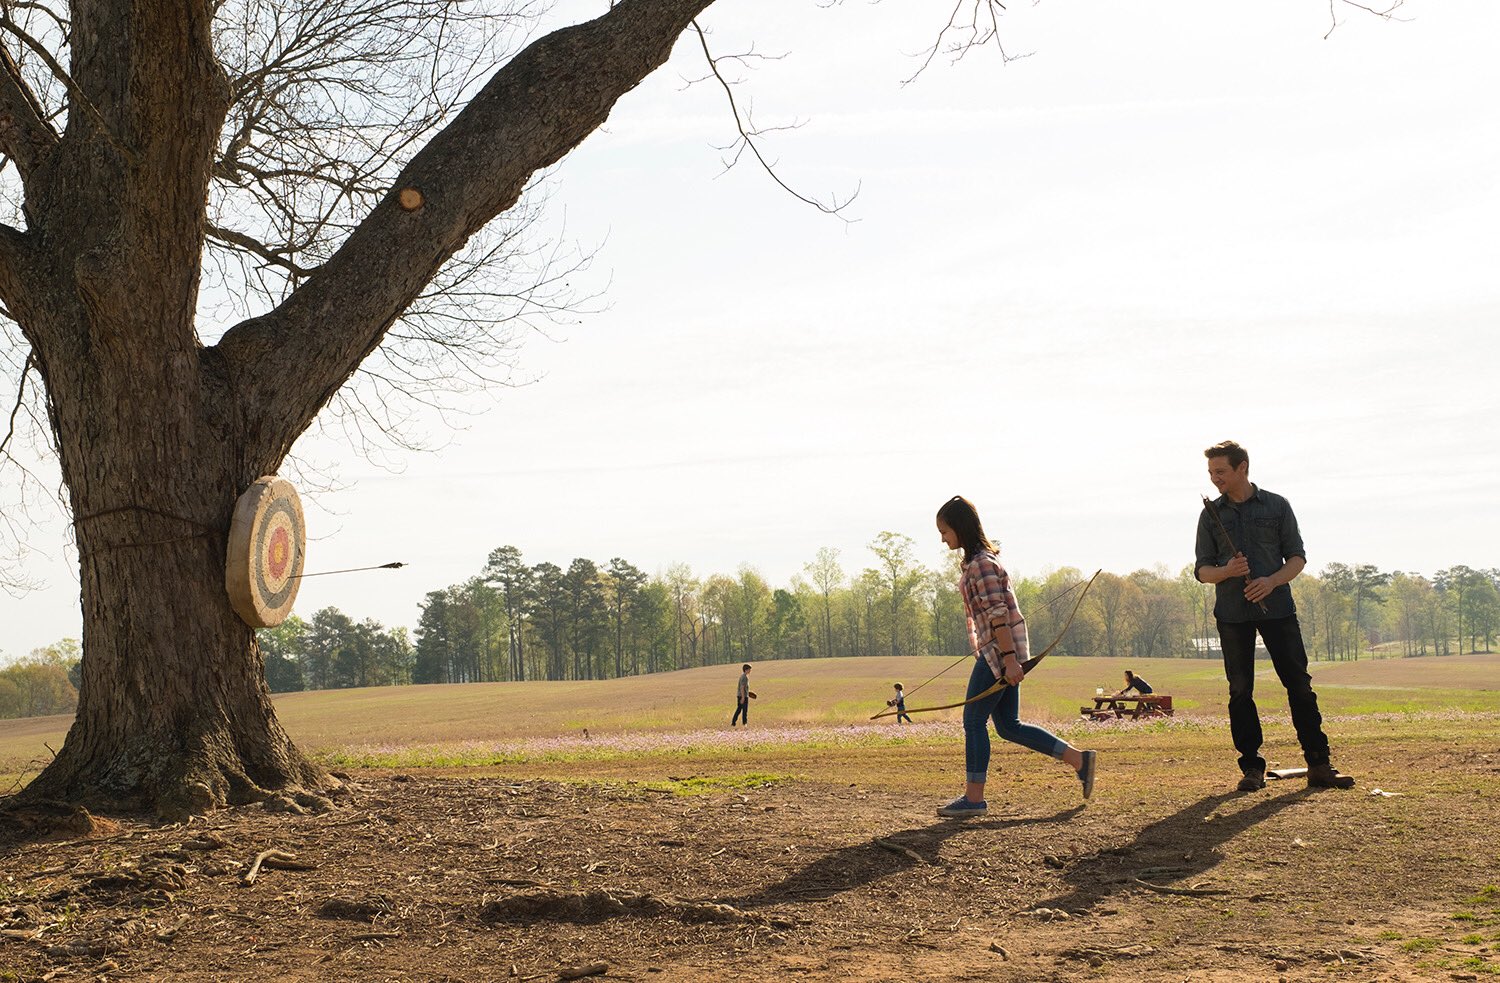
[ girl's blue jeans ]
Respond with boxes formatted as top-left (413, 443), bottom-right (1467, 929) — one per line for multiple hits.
top-left (963, 657), bottom-right (1066, 783)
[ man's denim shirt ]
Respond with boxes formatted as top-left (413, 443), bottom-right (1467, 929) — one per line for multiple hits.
top-left (1195, 485), bottom-right (1306, 624)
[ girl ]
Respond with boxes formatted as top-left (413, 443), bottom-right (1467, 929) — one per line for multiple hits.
top-left (935, 495), bottom-right (1097, 817)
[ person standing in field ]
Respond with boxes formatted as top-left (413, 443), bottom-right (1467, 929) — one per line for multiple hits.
top-left (1195, 440), bottom-right (1355, 792)
top-left (731, 664), bottom-right (754, 726)
top-left (889, 683), bottom-right (913, 724)
top-left (935, 496), bottom-right (1097, 818)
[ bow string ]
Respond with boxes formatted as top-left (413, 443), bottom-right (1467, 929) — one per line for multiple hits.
top-left (869, 568), bottom-right (1102, 719)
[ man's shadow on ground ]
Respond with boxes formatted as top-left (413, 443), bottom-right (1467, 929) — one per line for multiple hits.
top-left (1030, 785), bottom-right (1314, 914)
top-left (732, 786), bottom-right (1313, 912)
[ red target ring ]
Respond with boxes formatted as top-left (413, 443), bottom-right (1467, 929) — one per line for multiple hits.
top-left (225, 477), bottom-right (306, 628)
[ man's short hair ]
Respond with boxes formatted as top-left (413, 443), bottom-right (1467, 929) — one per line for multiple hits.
top-left (742, 664), bottom-right (751, 672)
top-left (1204, 440), bottom-right (1249, 470)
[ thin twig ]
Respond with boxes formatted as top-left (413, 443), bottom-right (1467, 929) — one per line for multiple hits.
top-left (241, 848), bottom-right (298, 886)
top-left (690, 19), bottom-right (856, 218)
top-left (874, 838), bottom-right (930, 865)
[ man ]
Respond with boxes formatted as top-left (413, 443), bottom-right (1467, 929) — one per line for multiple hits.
top-left (1195, 440), bottom-right (1355, 792)
top-left (731, 664), bottom-right (753, 726)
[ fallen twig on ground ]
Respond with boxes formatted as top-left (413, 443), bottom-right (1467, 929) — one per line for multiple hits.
top-left (874, 838), bottom-right (931, 865)
top-left (240, 849), bottom-right (298, 887)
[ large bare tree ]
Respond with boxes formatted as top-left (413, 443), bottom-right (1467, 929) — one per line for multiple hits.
top-left (0, 0), bottom-right (752, 817)
top-left (0, 0), bottom-right (1400, 816)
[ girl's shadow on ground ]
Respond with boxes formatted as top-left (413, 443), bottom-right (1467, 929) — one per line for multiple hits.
top-left (732, 805), bottom-right (1086, 909)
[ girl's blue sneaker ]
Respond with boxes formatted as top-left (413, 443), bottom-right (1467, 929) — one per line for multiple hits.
top-left (1078, 749), bottom-right (1098, 800)
top-left (937, 796), bottom-right (987, 818)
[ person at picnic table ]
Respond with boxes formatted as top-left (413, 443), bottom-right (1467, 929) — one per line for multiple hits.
top-left (1112, 670), bottom-right (1153, 697)
top-left (933, 495), bottom-right (1098, 818)
top-left (1195, 440), bottom-right (1355, 792)
top-left (730, 663), bottom-right (755, 726)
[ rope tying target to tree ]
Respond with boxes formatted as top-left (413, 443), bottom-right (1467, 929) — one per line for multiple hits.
top-left (225, 476), bottom-right (306, 627)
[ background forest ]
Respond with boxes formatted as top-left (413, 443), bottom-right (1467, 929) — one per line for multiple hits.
top-left (5, 536), bottom-right (1496, 713)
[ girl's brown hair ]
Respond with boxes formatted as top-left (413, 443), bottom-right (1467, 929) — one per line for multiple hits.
top-left (936, 495), bottom-right (997, 563)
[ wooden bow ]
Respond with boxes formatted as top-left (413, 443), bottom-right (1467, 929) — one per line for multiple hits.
top-left (870, 568), bottom-right (1101, 719)
top-left (1200, 495), bottom-right (1269, 615)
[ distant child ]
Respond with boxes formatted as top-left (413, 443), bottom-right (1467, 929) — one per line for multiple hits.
top-left (935, 495), bottom-right (1098, 818)
top-left (731, 664), bottom-right (754, 726)
top-left (888, 683), bottom-right (913, 724)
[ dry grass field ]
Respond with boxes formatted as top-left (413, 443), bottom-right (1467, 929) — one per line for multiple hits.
top-left (6, 652), bottom-right (1498, 781)
top-left (2, 653), bottom-right (1498, 982)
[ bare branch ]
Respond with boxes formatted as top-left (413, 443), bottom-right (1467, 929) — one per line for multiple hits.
top-left (690, 20), bottom-right (856, 219)
top-left (904, 0), bottom-right (1031, 85)
top-left (206, 222), bottom-right (318, 278)
top-left (203, 0), bottom-right (531, 311)
top-left (0, 350), bottom-right (30, 461)
top-left (216, 0), bottom-right (718, 471)
top-left (0, 341), bottom-right (55, 595)
top-left (1326, 0), bottom-right (1408, 40)
top-left (0, 40), bottom-right (56, 184)
top-left (0, 11), bottom-right (133, 161)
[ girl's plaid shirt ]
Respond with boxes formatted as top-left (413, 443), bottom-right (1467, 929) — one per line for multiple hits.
top-left (960, 550), bottom-right (1030, 677)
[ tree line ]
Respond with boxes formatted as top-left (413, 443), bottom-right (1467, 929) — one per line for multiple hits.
top-left (5, 546), bottom-right (1494, 713)
top-left (252, 540), bottom-right (1498, 693)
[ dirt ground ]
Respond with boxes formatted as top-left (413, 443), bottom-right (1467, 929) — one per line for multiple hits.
top-left (2, 739), bottom-right (1498, 982)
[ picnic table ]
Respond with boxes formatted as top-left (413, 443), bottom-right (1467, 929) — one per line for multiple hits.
top-left (1080, 694), bottom-right (1173, 721)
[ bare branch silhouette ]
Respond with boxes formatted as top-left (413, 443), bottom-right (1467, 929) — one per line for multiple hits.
top-left (690, 19), bottom-right (858, 218)
top-left (1326, 0), bottom-right (1409, 40)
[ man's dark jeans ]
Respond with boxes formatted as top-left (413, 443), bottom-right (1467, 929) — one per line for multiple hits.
top-left (731, 699), bottom-right (748, 726)
top-left (1218, 615), bottom-right (1331, 774)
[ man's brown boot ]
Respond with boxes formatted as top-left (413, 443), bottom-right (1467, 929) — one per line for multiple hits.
top-left (1236, 768), bottom-right (1266, 792)
top-left (1306, 763), bottom-right (1355, 789)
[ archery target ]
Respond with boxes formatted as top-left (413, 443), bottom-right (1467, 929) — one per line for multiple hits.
top-left (225, 477), bottom-right (306, 627)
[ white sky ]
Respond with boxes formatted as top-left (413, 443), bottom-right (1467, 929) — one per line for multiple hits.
top-left (3, 0), bottom-right (1497, 658)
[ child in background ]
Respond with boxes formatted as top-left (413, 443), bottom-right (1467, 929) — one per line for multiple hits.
top-left (889, 683), bottom-right (913, 724)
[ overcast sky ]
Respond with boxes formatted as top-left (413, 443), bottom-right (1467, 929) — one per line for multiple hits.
top-left (3, 0), bottom-right (1497, 659)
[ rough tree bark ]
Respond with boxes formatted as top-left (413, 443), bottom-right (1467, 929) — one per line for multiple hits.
top-left (0, 0), bottom-right (715, 817)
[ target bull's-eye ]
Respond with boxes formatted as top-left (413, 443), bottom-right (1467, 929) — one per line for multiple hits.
top-left (225, 477), bottom-right (306, 628)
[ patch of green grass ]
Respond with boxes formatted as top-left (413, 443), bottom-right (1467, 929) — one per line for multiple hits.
top-left (1467, 886), bottom-right (1500, 907)
top-left (55, 901), bottom-right (81, 933)
top-left (1377, 930), bottom-right (1403, 941)
top-left (5, 653), bottom-right (1500, 794)
top-left (1455, 955), bottom-right (1500, 975)
top-left (1401, 937), bottom-right (1440, 953)
top-left (1455, 912), bottom-right (1484, 922)
top-left (1462, 934), bottom-right (1485, 945)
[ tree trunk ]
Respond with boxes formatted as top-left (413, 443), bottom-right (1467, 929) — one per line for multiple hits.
top-left (19, 335), bottom-right (332, 818)
top-left (2, 0), bottom-right (714, 818)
